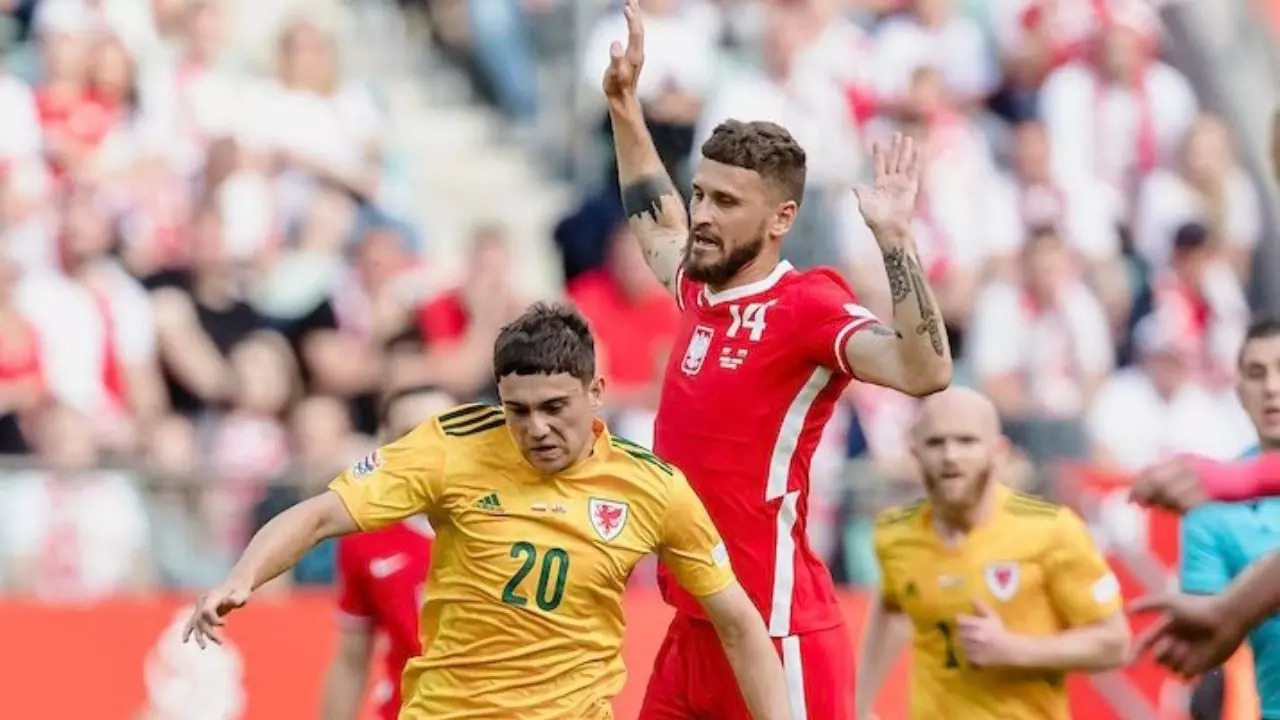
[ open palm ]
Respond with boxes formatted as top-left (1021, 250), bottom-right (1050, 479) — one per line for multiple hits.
top-left (855, 133), bottom-right (922, 240)
top-left (602, 0), bottom-right (644, 100)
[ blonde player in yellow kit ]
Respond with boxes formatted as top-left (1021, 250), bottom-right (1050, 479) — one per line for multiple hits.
top-left (855, 388), bottom-right (1131, 720)
top-left (183, 303), bottom-right (792, 720)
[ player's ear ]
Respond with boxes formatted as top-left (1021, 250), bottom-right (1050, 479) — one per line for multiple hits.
top-left (770, 199), bottom-right (798, 239)
top-left (588, 376), bottom-right (605, 411)
top-left (993, 434), bottom-right (1012, 464)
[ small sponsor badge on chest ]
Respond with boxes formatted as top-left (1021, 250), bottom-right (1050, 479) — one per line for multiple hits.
top-left (588, 498), bottom-right (629, 542)
top-left (984, 562), bottom-right (1020, 602)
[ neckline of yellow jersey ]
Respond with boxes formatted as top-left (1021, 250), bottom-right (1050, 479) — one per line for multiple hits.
top-left (701, 260), bottom-right (794, 307)
top-left (502, 416), bottom-right (616, 480)
top-left (920, 484), bottom-right (1012, 552)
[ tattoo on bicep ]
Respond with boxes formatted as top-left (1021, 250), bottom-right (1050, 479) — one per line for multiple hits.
top-left (621, 174), bottom-right (679, 224)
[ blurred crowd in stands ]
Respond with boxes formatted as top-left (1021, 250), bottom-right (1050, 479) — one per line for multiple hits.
top-left (0, 0), bottom-right (1269, 599)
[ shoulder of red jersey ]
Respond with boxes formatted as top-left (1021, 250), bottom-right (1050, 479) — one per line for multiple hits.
top-left (791, 265), bottom-right (858, 298)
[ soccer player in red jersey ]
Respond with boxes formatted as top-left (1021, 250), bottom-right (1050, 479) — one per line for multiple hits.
top-left (602, 2), bottom-right (953, 718)
top-left (320, 386), bottom-right (456, 720)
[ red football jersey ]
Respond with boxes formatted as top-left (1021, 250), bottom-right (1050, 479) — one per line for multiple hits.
top-left (335, 517), bottom-right (433, 720)
top-left (654, 260), bottom-right (877, 636)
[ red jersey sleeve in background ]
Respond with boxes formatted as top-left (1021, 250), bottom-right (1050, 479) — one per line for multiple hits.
top-left (795, 268), bottom-right (880, 377)
top-left (335, 537), bottom-right (373, 627)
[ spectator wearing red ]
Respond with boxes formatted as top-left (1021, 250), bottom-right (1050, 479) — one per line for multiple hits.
top-left (410, 224), bottom-right (521, 401)
top-left (33, 9), bottom-right (121, 183)
top-left (1150, 222), bottom-right (1250, 388)
top-left (568, 223), bottom-right (678, 412)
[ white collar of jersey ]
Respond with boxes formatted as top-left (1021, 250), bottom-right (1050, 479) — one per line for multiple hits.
top-left (404, 515), bottom-right (434, 537)
top-left (701, 260), bottom-right (794, 307)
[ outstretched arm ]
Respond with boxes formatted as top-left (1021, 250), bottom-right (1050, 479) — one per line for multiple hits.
top-left (844, 135), bottom-right (953, 396)
top-left (700, 582), bottom-right (793, 720)
top-left (184, 492), bottom-right (358, 647)
top-left (603, 0), bottom-right (688, 294)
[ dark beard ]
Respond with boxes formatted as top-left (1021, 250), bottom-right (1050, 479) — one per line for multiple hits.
top-left (682, 233), bottom-right (765, 286)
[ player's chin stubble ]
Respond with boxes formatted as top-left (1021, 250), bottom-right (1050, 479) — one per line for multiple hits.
top-left (682, 233), bottom-right (765, 286)
top-left (924, 465), bottom-right (995, 512)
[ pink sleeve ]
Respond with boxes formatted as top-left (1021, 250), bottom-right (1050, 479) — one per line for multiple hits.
top-left (1188, 454), bottom-right (1280, 502)
top-left (335, 538), bottom-right (373, 626)
top-left (798, 269), bottom-right (880, 376)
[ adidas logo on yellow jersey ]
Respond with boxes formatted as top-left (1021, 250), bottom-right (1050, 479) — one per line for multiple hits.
top-left (474, 493), bottom-right (503, 512)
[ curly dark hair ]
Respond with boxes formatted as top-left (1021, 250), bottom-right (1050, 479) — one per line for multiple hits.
top-left (493, 302), bottom-right (596, 383)
top-left (700, 119), bottom-right (807, 204)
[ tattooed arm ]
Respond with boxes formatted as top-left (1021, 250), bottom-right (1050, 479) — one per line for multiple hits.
top-left (842, 134), bottom-right (952, 397)
top-left (602, 0), bottom-right (688, 294)
top-left (842, 245), bottom-right (952, 396)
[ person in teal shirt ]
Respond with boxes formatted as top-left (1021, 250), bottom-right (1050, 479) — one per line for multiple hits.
top-left (1180, 318), bottom-right (1280, 719)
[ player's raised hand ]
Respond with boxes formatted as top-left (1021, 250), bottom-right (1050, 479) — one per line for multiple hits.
top-left (602, 0), bottom-right (644, 101)
top-left (854, 132), bottom-right (922, 242)
top-left (1129, 458), bottom-right (1208, 514)
top-left (182, 581), bottom-right (252, 649)
top-left (1129, 592), bottom-right (1244, 676)
top-left (956, 599), bottom-right (1017, 668)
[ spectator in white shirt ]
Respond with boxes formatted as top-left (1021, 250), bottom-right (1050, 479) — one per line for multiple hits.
top-left (139, 0), bottom-right (248, 180)
top-left (870, 0), bottom-right (1000, 109)
top-left (15, 189), bottom-right (165, 451)
top-left (1039, 2), bottom-right (1198, 213)
top-left (0, 404), bottom-right (153, 602)
top-left (1134, 113), bottom-right (1261, 280)
top-left (970, 226), bottom-right (1114, 428)
top-left (1087, 313), bottom-right (1255, 472)
top-left (986, 120), bottom-right (1129, 331)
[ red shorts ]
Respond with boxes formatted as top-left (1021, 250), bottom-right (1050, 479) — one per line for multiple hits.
top-left (638, 613), bottom-right (855, 720)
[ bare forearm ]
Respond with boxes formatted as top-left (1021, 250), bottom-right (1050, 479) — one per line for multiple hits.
top-left (609, 96), bottom-right (687, 290)
top-left (229, 495), bottom-right (354, 590)
top-left (855, 608), bottom-right (911, 716)
top-left (1008, 625), bottom-right (1129, 672)
top-left (717, 624), bottom-right (792, 720)
top-left (1223, 551), bottom-right (1280, 628)
top-left (879, 237), bottom-right (952, 389)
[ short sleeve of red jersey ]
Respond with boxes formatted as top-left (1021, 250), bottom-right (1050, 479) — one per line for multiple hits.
top-left (795, 268), bottom-right (880, 376)
top-left (674, 265), bottom-right (701, 312)
top-left (335, 537), bottom-right (374, 627)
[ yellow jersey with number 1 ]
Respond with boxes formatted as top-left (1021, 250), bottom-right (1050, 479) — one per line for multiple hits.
top-left (873, 485), bottom-right (1123, 720)
top-left (328, 404), bottom-right (734, 720)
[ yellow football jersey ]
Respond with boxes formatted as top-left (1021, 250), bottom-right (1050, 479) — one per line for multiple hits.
top-left (328, 404), bottom-right (735, 720)
top-left (873, 485), bottom-right (1122, 720)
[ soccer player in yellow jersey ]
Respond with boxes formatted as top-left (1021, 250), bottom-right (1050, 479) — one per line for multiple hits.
top-left (855, 387), bottom-right (1131, 720)
top-left (183, 303), bottom-right (792, 720)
